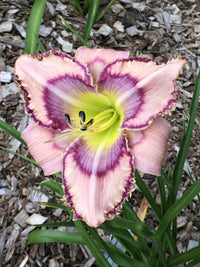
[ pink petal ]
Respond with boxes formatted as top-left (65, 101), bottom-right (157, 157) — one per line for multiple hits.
top-left (22, 123), bottom-right (77, 175)
top-left (75, 46), bottom-right (129, 83)
top-left (126, 117), bottom-right (171, 176)
top-left (98, 58), bottom-right (185, 130)
top-left (15, 50), bottom-right (95, 131)
top-left (63, 134), bottom-right (134, 227)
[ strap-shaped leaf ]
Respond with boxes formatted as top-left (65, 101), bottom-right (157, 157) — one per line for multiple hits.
top-left (168, 245), bottom-right (200, 265)
top-left (0, 119), bottom-right (26, 146)
top-left (25, 0), bottom-right (46, 54)
top-left (0, 145), bottom-right (38, 166)
top-left (173, 71), bottom-right (200, 198)
top-left (40, 179), bottom-right (64, 196)
top-left (156, 180), bottom-right (200, 239)
top-left (83, 0), bottom-right (100, 42)
top-left (74, 220), bottom-right (111, 267)
top-left (27, 229), bottom-right (84, 244)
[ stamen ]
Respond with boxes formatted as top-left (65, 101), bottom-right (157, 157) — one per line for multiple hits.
top-left (44, 130), bottom-right (71, 143)
top-left (65, 114), bottom-right (71, 124)
top-left (65, 113), bottom-right (76, 130)
top-left (79, 111), bottom-right (86, 122)
top-left (64, 109), bottom-right (117, 133)
top-left (85, 118), bottom-right (94, 127)
top-left (80, 126), bottom-right (87, 131)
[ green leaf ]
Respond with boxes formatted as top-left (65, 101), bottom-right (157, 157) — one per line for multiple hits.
top-left (27, 229), bottom-right (84, 245)
top-left (60, 16), bottom-right (91, 47)
top-left (37, 202), bottom-right (73, 220)
top-left (121, 202), bottom-right (152, 259)
top-left (83, 0), bottom-right (90, 11)
top-left (74, 220), bottom-right (111, 267)
top-left (0, 145), bottom-right (39, 166)
top-left (156, 180), bottom-right (200, 239)
top-left (95, 0), bottom-right (116, 22)
top-left (135, 170), bottom-right (162, 220)
top-left (25, 0), bottom-right (46, 54)
top-left (152, 239), bottom-right (168, 267)
top-left (0, 119), bottom-right (26, 146)
top-left (157, 174), bottom-right (167, 214)
top-left (68, 0), bottom-right (83, 14)
top-left (106, 216), bottom-right (154, 239)
top-left (36, 36), bottom-right (46, 53)
top-left (33, 221), bottom-right (74, 227)
top-left (83, 0), bottom-right (100, 43)
top-left (33, 188), bottom-right (61, 200)
top-left (186, 258), bottom-right (200, 267)
top-left (88, 227), bottom-right (136, 266)
top-left (122, 201), bottom-right (142, 222)
top-left (168, 245), bottom-right (200, 265)
top-left (40, 179), bottom-right (64, 196)
top-left (173, 71), bottom-right (200, 198)
top-left (38, 202), bottom-right (69, 211)
top-left (101, 222), bottom-right (148, 261)
top-left (135, 172), bottom-right (176, 255)
top-left (105, 242), bottom-right (136, 267)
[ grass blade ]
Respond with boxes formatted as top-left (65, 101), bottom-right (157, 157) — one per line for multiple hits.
top-left (27, 229), bottom-right (84, 245)
top-left (0, 119), bottom-right (26, 146)
top-left (25, 0), bottom-right (46, 54)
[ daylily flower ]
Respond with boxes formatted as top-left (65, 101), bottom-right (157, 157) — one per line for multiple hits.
top-left (14, 47), bottom-right (185, 227)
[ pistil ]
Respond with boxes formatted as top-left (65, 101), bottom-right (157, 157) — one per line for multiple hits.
top-left (91, 109), bottom-right (119, 132)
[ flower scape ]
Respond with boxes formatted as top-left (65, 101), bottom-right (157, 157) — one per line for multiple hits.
top-left (14, 47), bottom-right (185, 227)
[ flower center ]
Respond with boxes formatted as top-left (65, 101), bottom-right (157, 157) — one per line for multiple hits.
top-left (65, 108), bottom-right (119, 133)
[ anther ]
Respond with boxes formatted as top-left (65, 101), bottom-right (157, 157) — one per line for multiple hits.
top-left (65, 114), bottom-right (71, 124)
top-left (79, 111), bottom-right (86, 122)
top-left (80, 126), bottom-right (87, 131)
top-left (85, 118), bottom-right (94, 127)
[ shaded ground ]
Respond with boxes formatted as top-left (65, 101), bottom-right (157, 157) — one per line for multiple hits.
top-left (0, 0), bottom-right (200, 266)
